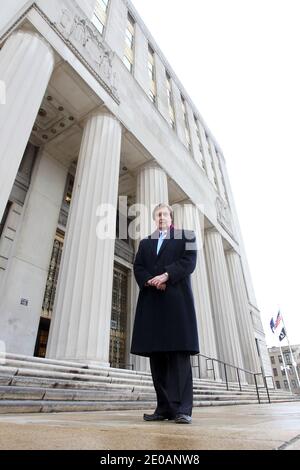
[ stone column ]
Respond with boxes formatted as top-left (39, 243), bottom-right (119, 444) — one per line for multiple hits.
top-left (130, 162), bottom-right (169, 372)
top-left (46, 112), bottom-right (122, 367)
top-left (135, 162), bottom-right (169, 240)
top-left (204, 229), bottom-right (245, 382)
top-left (0, 29), bottom-right (55, 222)
top-left (173, 203), bottom-right (220, 379)
top-left (226, 249), bottom-right (261, 377)
top-left (0, 150), bottom-right (68, 355)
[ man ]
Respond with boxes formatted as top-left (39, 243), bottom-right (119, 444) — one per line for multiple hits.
top-left (130, 203), bottom-right (199, 424)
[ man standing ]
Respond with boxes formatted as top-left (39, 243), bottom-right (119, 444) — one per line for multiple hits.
top-left (130, 203), bottom-right (199, 424)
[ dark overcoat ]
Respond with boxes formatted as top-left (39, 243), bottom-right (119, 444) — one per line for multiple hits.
top-left (130, 227), bottom-right (199, 357)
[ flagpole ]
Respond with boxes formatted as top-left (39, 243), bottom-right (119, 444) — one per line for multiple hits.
top-left (279, 344), bottom-right (292, 392)
top-left (281, 313), bottom-right (300, 388)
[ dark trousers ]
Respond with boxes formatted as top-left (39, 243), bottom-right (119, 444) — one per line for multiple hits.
top-left (149, 352), bottom-right (193, 417)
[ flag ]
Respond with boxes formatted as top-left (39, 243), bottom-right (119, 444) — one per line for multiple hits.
top-left (279, 327), bottom-right (286, 342)
top-left (270, 317), bottom-right (275, 333)
top-left (274, 311), bottom-right (282, 329)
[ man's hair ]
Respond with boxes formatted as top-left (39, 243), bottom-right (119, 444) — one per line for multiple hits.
top-left (152, 203), bottom-right (174, 222)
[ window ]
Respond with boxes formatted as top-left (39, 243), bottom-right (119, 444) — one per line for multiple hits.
top-left (273, 368), bottom-right (278, 377)
top-left (166, 72), bottom-right (175, 129)
top-left (291, 380), bottom-right (297, 388)
top-left (271, 356), bottom-right (275, 364)
top-left (148, 46), bottom-right (156, 104)
top-left (123, 13), bottom-right (135, 73)
top-left (194, 115), bottom-right (205, 169)
top-left (92, 0), bottom-right (109, 35)
top-left (282, 368), bottom-right (286, 376)
top-left (284, 353), bottom-right (291, 365)
top-left (284, 380), bottom-right (289, 390)
top-left (181, 95), bottom-right (191, 152)
top-left (206, 131), bottom-right (218, 189)
top-left (64, 175), bottom-right (74, 205)
top-left (278, 355), bottom-right (283, 363)
top-left (0, 201), bottom-right (12, 238)
top-left (275, 381), bottom-right (281, 389)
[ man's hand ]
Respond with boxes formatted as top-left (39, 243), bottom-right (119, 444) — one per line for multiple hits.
top-left (148, 273), bottom-right (169, 289)
top-left (156, 283), bottom-right (166, 291)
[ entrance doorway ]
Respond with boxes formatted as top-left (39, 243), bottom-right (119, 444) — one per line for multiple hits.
top-left (109, 264), bottom-right (129, 369)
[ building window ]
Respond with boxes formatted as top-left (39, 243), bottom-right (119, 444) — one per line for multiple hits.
top-left (123, 13), bottom-right (135, 73)
top-left (278, 355), bottom-right (283, 363)
top-left (273, 368), bottom-right (278, 377)
top-left (181, 95), bottom-right (191, 152)
top-left (64, 175), bottom-right (74, 205)
top-left (284, 380), bottom-right (289, 390)
top-left (166, 72), bottom-right (175, 129)
top-left (282, 368), bottom-right (286, 376)
top-left (271, 356), bottom-right (275, 364)
top-left (275, 381), bottom-right (281, 389)
top-left (206, 131), bottom-right (218, 189)
top-left (284, 353), bottom-right (291, 365)
top-left (194, 115), bottom-right (205, 169)
top-left (148, 45), bottom-right (156, 104)
top-left (0, 201), bottom-right (12, 238)
top-left (92, 0), bottom-right (109, 35)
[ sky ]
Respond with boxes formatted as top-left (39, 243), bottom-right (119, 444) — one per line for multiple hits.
top-left (131, 0), bottom-right (300, 347)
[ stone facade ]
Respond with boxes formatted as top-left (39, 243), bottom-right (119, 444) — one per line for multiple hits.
top-left (0, 0), bottom-right (272, 379)
top-left (269, 345), bottom-right (300, 394)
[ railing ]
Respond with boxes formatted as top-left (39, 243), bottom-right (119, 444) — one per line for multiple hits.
top-left (192, 352), bottom-right (273, 404)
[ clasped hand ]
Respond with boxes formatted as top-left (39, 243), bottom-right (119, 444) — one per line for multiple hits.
top-left (146, 273), bottom-right (168, 291)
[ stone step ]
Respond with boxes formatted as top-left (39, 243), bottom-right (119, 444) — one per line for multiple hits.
top-left (0, 386), bottom-right (155, 402)
top-left (0, 400), bottom-right (156, 414)
top-left (0, 385), bottom-right (264, 403)
top-left (0, 353), bottom-right (298, 414)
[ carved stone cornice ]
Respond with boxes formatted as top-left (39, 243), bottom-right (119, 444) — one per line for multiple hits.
top-left (0, 2), bottom-right (120, 104)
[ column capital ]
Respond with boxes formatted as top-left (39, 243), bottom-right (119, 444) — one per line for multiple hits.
top-left (205, 226), bottom-right (220, 236)
top-left (136, 160), bottom-right (166, 175)
top-left (82, 107), bottom-right (121, 128)
top-left (12, 28), bottom-right (55, 63)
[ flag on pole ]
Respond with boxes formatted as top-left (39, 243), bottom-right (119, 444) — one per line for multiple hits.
top-left (279, 327), bottom-right (286, 342)
top-left (275, 311), bottom-right (282, 329)
top-left (270, 317), bottom-right (275, 333)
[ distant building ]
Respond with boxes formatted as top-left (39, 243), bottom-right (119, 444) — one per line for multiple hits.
top-left (268, 345), bottom-right (300, 394)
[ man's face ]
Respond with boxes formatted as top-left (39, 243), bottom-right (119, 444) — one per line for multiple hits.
top-left (154, 207), bottom-right (172, 231)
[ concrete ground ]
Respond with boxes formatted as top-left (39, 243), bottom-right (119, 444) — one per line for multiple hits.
top-left (0, 402), bottom-right (299, 450)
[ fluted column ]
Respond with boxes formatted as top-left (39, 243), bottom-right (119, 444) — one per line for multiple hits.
top-left (0, 29), bottom-right (55, 221)
top-left (226, 249), bottom-right (261, 377)
top-left (204, 229), bottom-right (245, 382)
top-left (46, 112), bottom-right (122, 366)
top-left (131, 162), bottom-right (169, 372)
top-left (173, 204), bottom-right (220, 379)
top-left (136, 162), bottom-right (169, 240)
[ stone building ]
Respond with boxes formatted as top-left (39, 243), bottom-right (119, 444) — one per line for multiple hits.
top-left (268, 345), bottom-right (300, 394)
top-left (0, 0), bottom-right (272, 381)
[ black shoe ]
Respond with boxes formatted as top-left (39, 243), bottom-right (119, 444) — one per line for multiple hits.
top-left (143, 413), bottom-right (170, 422)
top-left (175, 414), bottom-right (192, 424)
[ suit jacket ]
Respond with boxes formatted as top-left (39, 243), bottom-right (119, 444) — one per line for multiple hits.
top-left (130, 227), bottom-right (199, 357)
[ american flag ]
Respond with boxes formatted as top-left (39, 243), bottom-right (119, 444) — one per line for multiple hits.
top-left (274, 311), bottom-right (282, 329)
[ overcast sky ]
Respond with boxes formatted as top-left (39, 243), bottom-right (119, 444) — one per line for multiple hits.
top-left (131, 0), bottom-right (300, 347)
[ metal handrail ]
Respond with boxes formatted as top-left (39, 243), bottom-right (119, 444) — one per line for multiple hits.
top-left (191, 352), bottom-right (272, 404)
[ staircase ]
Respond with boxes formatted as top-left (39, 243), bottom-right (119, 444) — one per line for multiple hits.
top-left (0, 353), bottom-right (298, 414)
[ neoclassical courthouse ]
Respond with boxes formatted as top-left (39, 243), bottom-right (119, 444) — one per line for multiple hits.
top-left (0, 0), bottom-right (272, 381)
